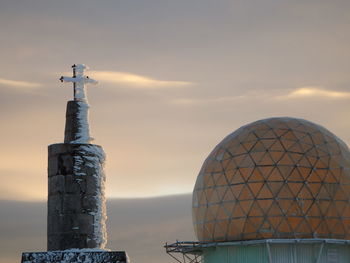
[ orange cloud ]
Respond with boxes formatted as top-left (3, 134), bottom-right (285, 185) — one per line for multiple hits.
top-left (281, 86), bottom-right (350, 99)
top-left (91, 71), bottom-right (193, 89)
top-left (0, 77), bottom-right (42, 89)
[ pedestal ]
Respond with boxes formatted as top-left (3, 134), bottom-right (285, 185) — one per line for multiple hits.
top-left (21, 251), bottom-right (129, 263)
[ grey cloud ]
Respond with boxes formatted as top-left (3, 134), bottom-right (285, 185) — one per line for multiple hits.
top-left (0, 194), bottom-right (194, 263)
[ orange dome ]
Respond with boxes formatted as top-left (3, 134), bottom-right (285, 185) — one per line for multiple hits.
top-left (192, 117), bottom-right (350, 242)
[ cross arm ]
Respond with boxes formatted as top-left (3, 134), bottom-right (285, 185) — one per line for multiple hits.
top-left (60, 76), bottom-right (76, 83)
top-left (60, 76), bottom-right (98, 85)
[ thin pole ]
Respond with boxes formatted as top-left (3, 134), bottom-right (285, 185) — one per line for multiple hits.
top-left (315, 242), bottom-right (324, 263)
top-left (266, 242), bottom-right (273, 263)
top-left (72, 64), bottom-right (76, 100)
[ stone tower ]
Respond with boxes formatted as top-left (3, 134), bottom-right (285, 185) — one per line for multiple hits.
top-left (21, 64), bottom-right (128, 263)
top-left (48, 64), bottom-right (106, 250)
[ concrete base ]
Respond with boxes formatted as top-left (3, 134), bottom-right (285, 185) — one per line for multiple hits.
top-left (21, 251), bottom-right (129, 263)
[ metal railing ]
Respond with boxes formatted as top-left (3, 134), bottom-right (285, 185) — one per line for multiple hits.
top-left (164, 241), bottom-right (203, 263)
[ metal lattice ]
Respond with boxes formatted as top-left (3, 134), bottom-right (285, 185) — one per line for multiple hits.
top-left (192, 117), bottom-right (350, 242)
top-left (165, 241), bottom-right (203, 263)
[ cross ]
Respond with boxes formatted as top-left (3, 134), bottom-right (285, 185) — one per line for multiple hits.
top-left (60, 64), bottom-right (98, 101)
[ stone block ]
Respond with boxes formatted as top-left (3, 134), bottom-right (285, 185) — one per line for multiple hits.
top-left (59, 154), bottom-right (74, 175)
top-left (63, 194), bottom-right (81, 213)
top-left (82, 195), bottom-right (97, 211)
top-left (62, 215), bottom-right (77, 233)
top-left (86, 176), bottom-right (98, 195)
top-left (60, 213), bottom-right (94, 234)
top-left (61, 233), bottom-right (87, 249)
top-left (77, 213), bottom-right (94, 234)
top-left (47, 213), bottom-right (63, 235)
top-left (49, 232), bottom-right (88, 250)
top-left (21, 251), bottom-right (129, 263)
top-left (48, 194), bottom-right (63, 214)
top-left (86, 235), bottom-right (97, 248)
top-left (47, 234), bottom-right (58, 250)
top-left (77, 178), bottom-right (87, 193)
top-left (48, 175), bottom-right (65, 195)
top-left (48, 143), bottom-right (67, 156)
top-left (65, 175), bottom-right (82, 194)
top-left (48, 156), bottom-right (59, 177)
top-left (80, 165), bottom-right (96, 177)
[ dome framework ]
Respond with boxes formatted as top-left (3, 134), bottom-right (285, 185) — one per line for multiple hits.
top-left (192, 117), bottom-right (350, 242)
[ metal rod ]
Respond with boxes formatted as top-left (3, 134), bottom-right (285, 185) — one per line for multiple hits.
top-left (72, 64), bottom-right (76, 100)
top-left (315, 242), bottom-right (324, 263)
top-left (266, 242), bottom-right (273, 263)
top-left (293, 243), bottom-right (297, 263)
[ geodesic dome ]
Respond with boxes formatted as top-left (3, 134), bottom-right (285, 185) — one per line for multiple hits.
top-left (192, 117), bottom-right (350, 242)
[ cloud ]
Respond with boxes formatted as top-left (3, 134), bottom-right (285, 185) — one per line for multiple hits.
top-left (172, 96), bottom-right (246, 105)
top-left (0, 78), bottom-right (42, 90)
top-left (91, 71), bottom-right (193, 89)
top-left (279, 86), bottom-right (350, 99)
top-left (173, 86), bottom-right (350, 106)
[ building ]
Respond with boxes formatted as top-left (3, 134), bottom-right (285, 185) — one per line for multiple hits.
top-left (166, 117), bottom-right (350, 263)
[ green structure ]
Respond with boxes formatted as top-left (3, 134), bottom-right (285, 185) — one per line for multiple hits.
top-left (202, 239), bottom-right (350, 263)
top-left (165, 118), bottom-right (350, 263)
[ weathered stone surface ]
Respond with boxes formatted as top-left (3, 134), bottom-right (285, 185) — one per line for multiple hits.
top-left (86, 176), bottom-right (98, 195)
top-left (48, 195), bottom-right (63, 214)
top-left (59, 154), bottom-right (74, 175)
top-left (64, 101), bottom-right (81, 143)
top-left (47, 213), bottom-right (63, 235)
top-left (77, 214), bottom-right (94, 234)
top-left (47, 143), bottom-right (106, 251)
top-left (21, 251), bottom-right (128, 263)
top-left (82, 195), bottom-right (97, 211)
top-left (48, 233), bottom-right (91, 249)
top-left (63, 194), bottom-right (82, 213)
top-left (64, 175), bottom-right (81, 194)
top-left (48, 156), bottom-right (59, 176)
top-left (48, 175), bottom-right (65, 195)
top-left (86, 235), bottom-right (98, 248)
top-left (48, 143), bottom-right (67, 156)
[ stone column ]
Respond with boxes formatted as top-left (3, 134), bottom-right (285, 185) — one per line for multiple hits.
top-left (21, 65), bottom-right (129, 263)
top-left (47, 101), bottom-right (107, 251)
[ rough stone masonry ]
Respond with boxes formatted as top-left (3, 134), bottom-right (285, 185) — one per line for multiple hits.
top-left (47, 100), bottom-right (107, 250)
top-left (21, 64), bottom-right (128, 263)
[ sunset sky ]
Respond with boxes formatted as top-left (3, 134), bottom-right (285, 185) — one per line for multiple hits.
top-left (1, 0), bottom-right (350, 201)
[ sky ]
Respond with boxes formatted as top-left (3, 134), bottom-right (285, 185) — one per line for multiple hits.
top-left (0, 195), bottom-right (194, 263)
top-left (0, 0), bottom-right (350, 201)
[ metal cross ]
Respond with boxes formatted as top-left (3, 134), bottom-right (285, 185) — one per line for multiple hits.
top-left (60, 64), bottom-right (98, 101)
